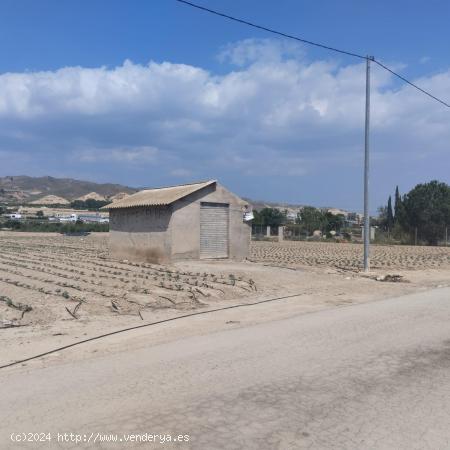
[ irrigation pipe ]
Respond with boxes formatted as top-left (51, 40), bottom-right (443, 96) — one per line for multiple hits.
top-left (0, 292), bottom-right (304, 370)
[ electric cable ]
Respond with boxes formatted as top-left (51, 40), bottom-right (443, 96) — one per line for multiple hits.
top-left (176, 0), bottom-right (366, 59)
top-left (176, 0), bottom-right (450, 108)
top-left (0, 291), bottom-right (305, 370)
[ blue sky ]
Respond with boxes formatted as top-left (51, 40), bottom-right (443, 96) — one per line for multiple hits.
top-left (0, 0), bottom-right (449, 211)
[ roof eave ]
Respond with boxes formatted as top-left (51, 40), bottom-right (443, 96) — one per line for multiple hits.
top-left (104, 202), bottom-right (171, 210)
top-left (101, 179), bottom-right (217, 210)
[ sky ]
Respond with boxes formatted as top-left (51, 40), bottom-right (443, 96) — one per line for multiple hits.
top-left (0, 0), bottom-right (449, 212)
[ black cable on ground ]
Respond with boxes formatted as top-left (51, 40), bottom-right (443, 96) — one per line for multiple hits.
top-left (0, 292), bottom-right (304, 370)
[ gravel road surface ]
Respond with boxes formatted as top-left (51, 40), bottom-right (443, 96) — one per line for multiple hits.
top-left (1, 288), bottom-right (450, 449)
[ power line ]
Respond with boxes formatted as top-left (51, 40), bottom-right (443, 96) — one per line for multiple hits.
top-left (176, 0), bottom-right (450, 108)
top-left (175, 0), bottom-right (366, 60)
top-left (373, 59), bottom-right (450, 108)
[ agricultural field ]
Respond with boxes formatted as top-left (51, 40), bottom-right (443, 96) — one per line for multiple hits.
top-left (2, 234), bottom-right (450, 331)
top-left (0, 233), bottom-right (256, 329)
top-left (1, 233), bottom-right (450, 368)
top-left (250, 240), bottom-right (450, 271)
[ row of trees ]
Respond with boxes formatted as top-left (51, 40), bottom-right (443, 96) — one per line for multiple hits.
top-left (377, 180), bottom-right (450, 245)
top-left (0, 199), bottom-right (109, 213)
top-left (295, 207), bottom-right (345, 234)
top-left (3, 219), bottom-right (108, 233)
top-left (253, 206), bottom-right (345, 235)
top-left (253, 180), bottom-right (449, 245)
top-left (70, 199), bottom-right (109, 210)
top-left (253, 208), bottom-right (286, 227)
top-left (377, 185), bottom-right (403, 231)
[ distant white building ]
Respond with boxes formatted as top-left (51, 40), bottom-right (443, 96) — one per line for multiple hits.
top-left (48, 212), bottom-right (109, 223)
top-left (57, 213), bottom-right (78, 223)
top-left (285, 212), bottom-right (297, 222)
top-left (78, 215), bottom-right (109, 223)
top-left (327, 208), bottom-right (349, 217)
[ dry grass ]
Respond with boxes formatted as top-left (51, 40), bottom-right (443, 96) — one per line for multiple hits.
top-left (250, 241), bottom-right (450, 271)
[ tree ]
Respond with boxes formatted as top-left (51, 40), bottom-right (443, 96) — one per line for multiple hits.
top-left (296, 207), bottom-right (327, 234)
top-left (375, 205), bottom-right (388, 230)
top-left (399, 180), bottom-right (450, 245)
top-left (324, 212), bottom-right (345, 233)
top-left (394, 185), bottom-right (404, 224)
top-left (85, 198), bottom-right (108, 210)
top-left (387, 196), bottom-right (394, 230)
top-left (36, 210), bottom-right (44, 218)
top-left (70, 199), bottom-right (109, 211)
top-left (253, 208), bottom-right (285, 227)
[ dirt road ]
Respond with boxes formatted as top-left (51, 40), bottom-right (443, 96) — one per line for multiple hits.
top-left (1, 288), bottom-right (450, 449)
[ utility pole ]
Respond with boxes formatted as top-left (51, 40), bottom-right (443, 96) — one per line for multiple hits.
top-left (363, 56), bottom-right (374, 272)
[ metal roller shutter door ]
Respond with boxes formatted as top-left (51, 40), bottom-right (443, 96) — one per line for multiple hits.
top-left (200, 202), bottom-right (229, 259)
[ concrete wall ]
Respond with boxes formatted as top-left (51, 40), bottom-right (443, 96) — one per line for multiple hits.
top-left (109, 206), bottom-right (172, 263)
top-left (109, 182), bottom-right (251, 263)
top-left (170, 183), bottom-right (251, 261)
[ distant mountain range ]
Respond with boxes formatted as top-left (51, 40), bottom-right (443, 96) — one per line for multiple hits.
top-left (0, 175), bottom-right (352, 214)
top-left (243, 198), bottom-right (305, 211)
top-left (0, 175), bottom-right (137, 204)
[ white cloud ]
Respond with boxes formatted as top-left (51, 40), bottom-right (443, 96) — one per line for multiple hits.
top-left (217, 38), bottom-right (305, 67)
top-left (0, 39), bottom-right (449, 208)
top-left (170, 168), bottom-right (193, 177)
top-left (76, 146), bottom-right (158, 163)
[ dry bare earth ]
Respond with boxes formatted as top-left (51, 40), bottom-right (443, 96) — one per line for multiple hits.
top-left (250, 241), bottom-right (450, 271)
top-left (0, 233), bottom-right (256, 329)
top-left (2, 236), bottom-right (450, 331)
top-left (1, 234), bottom-right (450, 371)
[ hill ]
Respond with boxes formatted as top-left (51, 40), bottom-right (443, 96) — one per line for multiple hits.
top-left (76, 192), bottom-right (107, 202)
top-left (245, 198), bottom-right (305, 211)
top-left (109, 192), bottom-right (130, 202)
top-left (0, 176), bottom-right (137, 204)
top-left (30, 195), bottom-right (70, 205)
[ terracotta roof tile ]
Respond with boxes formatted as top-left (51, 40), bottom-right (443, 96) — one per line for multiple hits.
top-left (102, 180), bottom-right (216, 210)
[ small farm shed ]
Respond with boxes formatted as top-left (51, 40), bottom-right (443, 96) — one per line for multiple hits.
top-left (102, 180), bottom-right (252, 263)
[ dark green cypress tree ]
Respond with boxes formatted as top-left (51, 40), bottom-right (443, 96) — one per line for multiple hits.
top-left (394, 186), bottom-right (403, 223)
top-left (387, 196), bottom-right (394, 230)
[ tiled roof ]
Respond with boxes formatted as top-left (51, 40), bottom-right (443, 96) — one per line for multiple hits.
top-left (102, 180), bottom-right (216, 210)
